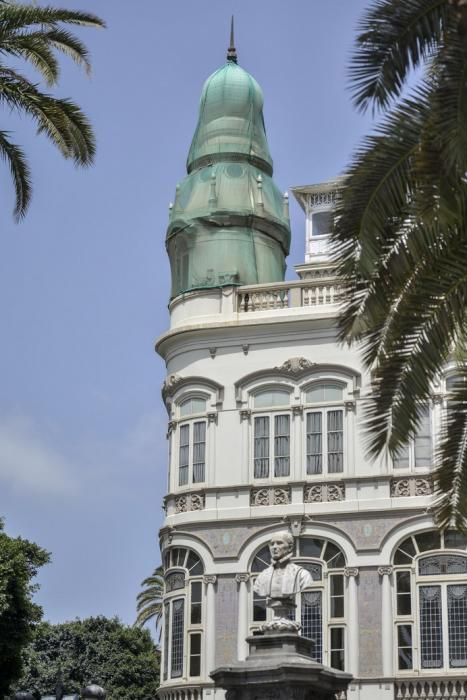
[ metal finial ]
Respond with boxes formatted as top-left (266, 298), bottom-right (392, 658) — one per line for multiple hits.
top-left (227, 16), bottom-right (237, 63)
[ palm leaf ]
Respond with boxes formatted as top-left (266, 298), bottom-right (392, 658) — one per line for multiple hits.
top-left (0, 129), bottom-right (31, 218)
top-left (135, 565), bottom-right (164, 631)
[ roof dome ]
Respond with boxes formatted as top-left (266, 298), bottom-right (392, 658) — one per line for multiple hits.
top-left (187, 61), bottom-right (273, 175)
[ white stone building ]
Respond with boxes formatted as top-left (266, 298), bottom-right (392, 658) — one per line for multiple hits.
top-left (156, 41), bottom-right (467, 700)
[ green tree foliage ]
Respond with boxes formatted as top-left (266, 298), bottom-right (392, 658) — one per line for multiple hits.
top-left (0, 0), bottom-right (105, 219)
top-left (0, 519), bottom-right (50, 699)
top-left (331, 0), bottom-right (467, 528)
top-left (18, 617), bottom-right (160, 699)
top-left (135, 565), bottom-right (163, 635)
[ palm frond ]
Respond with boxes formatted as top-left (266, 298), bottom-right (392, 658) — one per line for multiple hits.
top-left (0, 5), bottom-right (105, 33)
top-left (350, 0), bottom-right (450, 112)
top-left (0, 129), bottom-right (31, 218)
top-left (135, 565), bottom-right (164, 630)
top-left (0, 33), bottom-right (59, 85)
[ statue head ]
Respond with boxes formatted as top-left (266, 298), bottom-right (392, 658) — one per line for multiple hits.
top-left (269, 530), bottom-right (294, 563)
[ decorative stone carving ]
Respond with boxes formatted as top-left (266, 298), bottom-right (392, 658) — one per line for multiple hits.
top-left (203, 574), bottom-right (217, 585)
top-left (378, 566), bottom-right (393, 577)
top-left (250, 487), bottom-right (291, 507)
top-left (344, 567), bottom-right (359, 578)
top-left (344, 400), bottom-right (356, 412)
top-left (242, 344), bottom-right (249, 355)
top-left (175, 492), bottom-right (205, 513)
top-left (304, 482), bottom-right (345, 503)
top-left (391, 476), bottom-right (433, 497)
top-left (282, 515), bottom-right (305, 537)
top-left (292, 404), bottom-right (303, 416)
top-left (239, 409), bottom-right (251, 421)
top-left (275, 357), bottom-right (316, 375)
top-left (235, 573), bottom-right (250, 584)
top-left (207, 412), bottom-right (217, 424)
top-left (166, 420), bottom-right (176, 437)
top-left (162, 373), bottom-right (182, 401)
top-left (209, 347), bottom-right (217, 359)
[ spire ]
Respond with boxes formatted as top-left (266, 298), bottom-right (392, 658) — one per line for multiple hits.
top-left (227, 16), bottom-right (237, 63)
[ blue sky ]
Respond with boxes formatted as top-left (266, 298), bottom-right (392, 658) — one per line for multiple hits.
top-left (0, 0), bottom-right (373, 626)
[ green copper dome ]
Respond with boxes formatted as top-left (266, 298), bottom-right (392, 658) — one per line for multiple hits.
top-left (187, 62), bottom-right (273, 175)
top-left (166, 37), bottom-right (290, 300)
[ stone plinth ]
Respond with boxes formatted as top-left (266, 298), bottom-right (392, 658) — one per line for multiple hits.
top-left (211, 632), bottom-right (352, 700)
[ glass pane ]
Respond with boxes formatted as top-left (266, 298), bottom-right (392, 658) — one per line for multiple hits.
top-left (299, 538), bottom-right (324, 559)
top-left (324, 542), bottom-right (345, 569)
top-left (396, 571), bottom-right (412, 615)
top-left (253, 592), bottom-right (267, 621)
top-left (306, 411), bottom-right (322, 475)
top-left (306, 383), bottom-right (343, 404)
top-left (192, 421), bottom-right (206, 483)
top-left (448, 584), bottom-right (467, 667)
top-left (301, 562), bottom-right (323, 581)
top-left (312, 210), bottom-right (332, 236)
top-left (254, 390), bottom-right (290, 408)
top-left (274, 414), bottom-right (290, 477)
top-left (393, 443), bottom-right (410, 469)
top-left (191, 581), bottom-right (202, 625)
top-left (397, 537), bottom-right (417, 559)
top-left (330, 627), bottom-right (345, 670)
top-left (397, 625), bottom-right (413, 670)
top-left (420, 586), bottom-right (443, 669)
top-left (330, 575), bottom-right (344, 618)
top-left (301, 590), bottom-right (322, 663)
top-left (171, 598), bottom-right (185, 678)
top-left (180, 397), bottom-right (206, 417)
top-left (189, 633), bottom-right (201, 677)
top-left (254, 416), bottom-right (270, 478)
top-left (416, 531), bottom-right (441, 552)
top-left (172, 548), bottom-right (186, 567)
top-left (327, 410), bottom-right (343, 473)
top-left (445, 531), bottom-right (467, 550)
top-left (163, 602), bottom-right (170, 680)
top-left (252, 545), bottom-right (270, 572)
top-left (179, 425), bottom-right (190, 486)
top-left (415, 406), bottom-right (431, 467)
top-left (419, 554), bottom-right (467, 576)
top-left (186, 550), bottom-right (204, 575)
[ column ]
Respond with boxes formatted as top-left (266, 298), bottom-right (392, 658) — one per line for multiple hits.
top-left (378, 566), bottom-right (394, 677)
top-left (204, 575), bottom-right (217, 674)
top-left (344, 567), bottom-right (359, 675)
top-left (235, 573), bottom-right (250, 661)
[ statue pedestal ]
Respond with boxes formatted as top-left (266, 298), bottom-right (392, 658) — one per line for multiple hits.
top-left (211, 632), bottom-right (352, 700)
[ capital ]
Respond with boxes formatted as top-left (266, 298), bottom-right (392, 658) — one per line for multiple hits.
top-left (235, 573), bottom-right (250, 584)
top-left (378, 565), bottom-right (393, 577)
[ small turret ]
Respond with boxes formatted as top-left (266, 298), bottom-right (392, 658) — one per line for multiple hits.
top-left (166, 26), bottom-right (290, 300)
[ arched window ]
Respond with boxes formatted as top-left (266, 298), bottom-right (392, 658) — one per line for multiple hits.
top-left (177, 397), bottom-right (207, 487)
top-left (250, 536), bottom-right (346, 670)
top-left (252, 389), bottom-right (292, 480)
top-left (393, 530), bottom-right (467, 673)
top-left (303, 382), bottom-right (345, 475)
top-left (162, 548), bottom-right (205, 682)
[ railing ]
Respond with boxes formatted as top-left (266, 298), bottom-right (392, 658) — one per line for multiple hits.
top-left (158, 686), bottom-right (205, 700)
top-left (236, 278), bottom-right (344, 313)
top-left (395, 679), bottom-right (467, 699)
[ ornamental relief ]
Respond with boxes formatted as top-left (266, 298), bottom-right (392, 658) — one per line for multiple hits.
top-left (250, 487), bottom-right (291, 507)
top-left (175, 492), bottom-right (206, 513)
top-left (304, 482), bottom-right (345, 503)
top-left (391, 476), bottom-right (433, 498)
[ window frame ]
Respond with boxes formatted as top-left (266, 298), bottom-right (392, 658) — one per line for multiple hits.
top-left (392, 404), bottom-right (433, 473)
top-left (249, 385), bottom-right (293, 483)
top-left (161, 548), bottom-right (205, 682)
top-left (393, 530), bottom-right (467, 675)
top-left (171, 392), bottom-right (210, 491)
top-left (302, 380), bottom-right (347, 477)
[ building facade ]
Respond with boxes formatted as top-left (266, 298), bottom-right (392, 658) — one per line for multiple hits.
top-left (156, 42), bottom-right (467, 700)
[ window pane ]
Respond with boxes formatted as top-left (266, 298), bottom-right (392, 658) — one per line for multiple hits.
top-left (445, 531), bottom-right (467, 550)
top-left (186, 551), bottom-right (204, 575)
top-left (163, 602), bottom-right (170, 680)
top-left (180, 397), bottom-right (207, 417)
top-left (253, 592), bottom-right (267, 621)
top-left (189, 633), bottom-right (202, 677)
top-left (327, 410), bottom-right (343, 473)
top-left (396, 571), bottom-right (412, 615)
top-left (274, 414), bottom-right (290, 477)
top-left (393, 443), bottom-right (410, 469)
top-left (191, 581), bottom-right (202, 624)
top-left (301, 562), bottom-right (323, 581)
top-left (415, 406), bottom-right (431, 467)
top-left (171, 598), bottom-right (185, 678)
top-left (416, 531), bottom-right (441, 552)
top-left (330, 574), bottom-right (344, 618)
top-left (306, 383), bottom-right (343, 403)
top-left (312, 210), bottom-right (332, 236)
top-left (252, 545), bottom-right (271, 572)
top-left (254, 416), bottom-right (270, 478)
top-left (299, 538), bottom-right (324, 559)
top-left (420, 585), bottom-right (443, 669)
top-left (193, 421), bottom-right (206, 483)
top-left (324, 541), bottom-right (345, 569)
top-left (419, 554), bottom-right (467, 576)
top-left (301, 590), bottom-right (322, 663)
top-left (254, 390), bottom-right (289, 408)
top-left (179, 425), bottom-right (189, 486)
top-left (397, 625), bottom-right (413, 670)
top-left (306, 412), bottom-right (322, 474)
top-left (330, 627), bottom-right (345, 670)
top-left (448, 584), bottom-right (467, 667)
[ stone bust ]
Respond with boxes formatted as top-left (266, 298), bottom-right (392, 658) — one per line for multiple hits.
top-left (253, 530), bottom-right (313, 597)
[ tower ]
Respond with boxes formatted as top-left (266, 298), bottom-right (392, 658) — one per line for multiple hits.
top-left (157, 30), bottom-right (466, 700)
